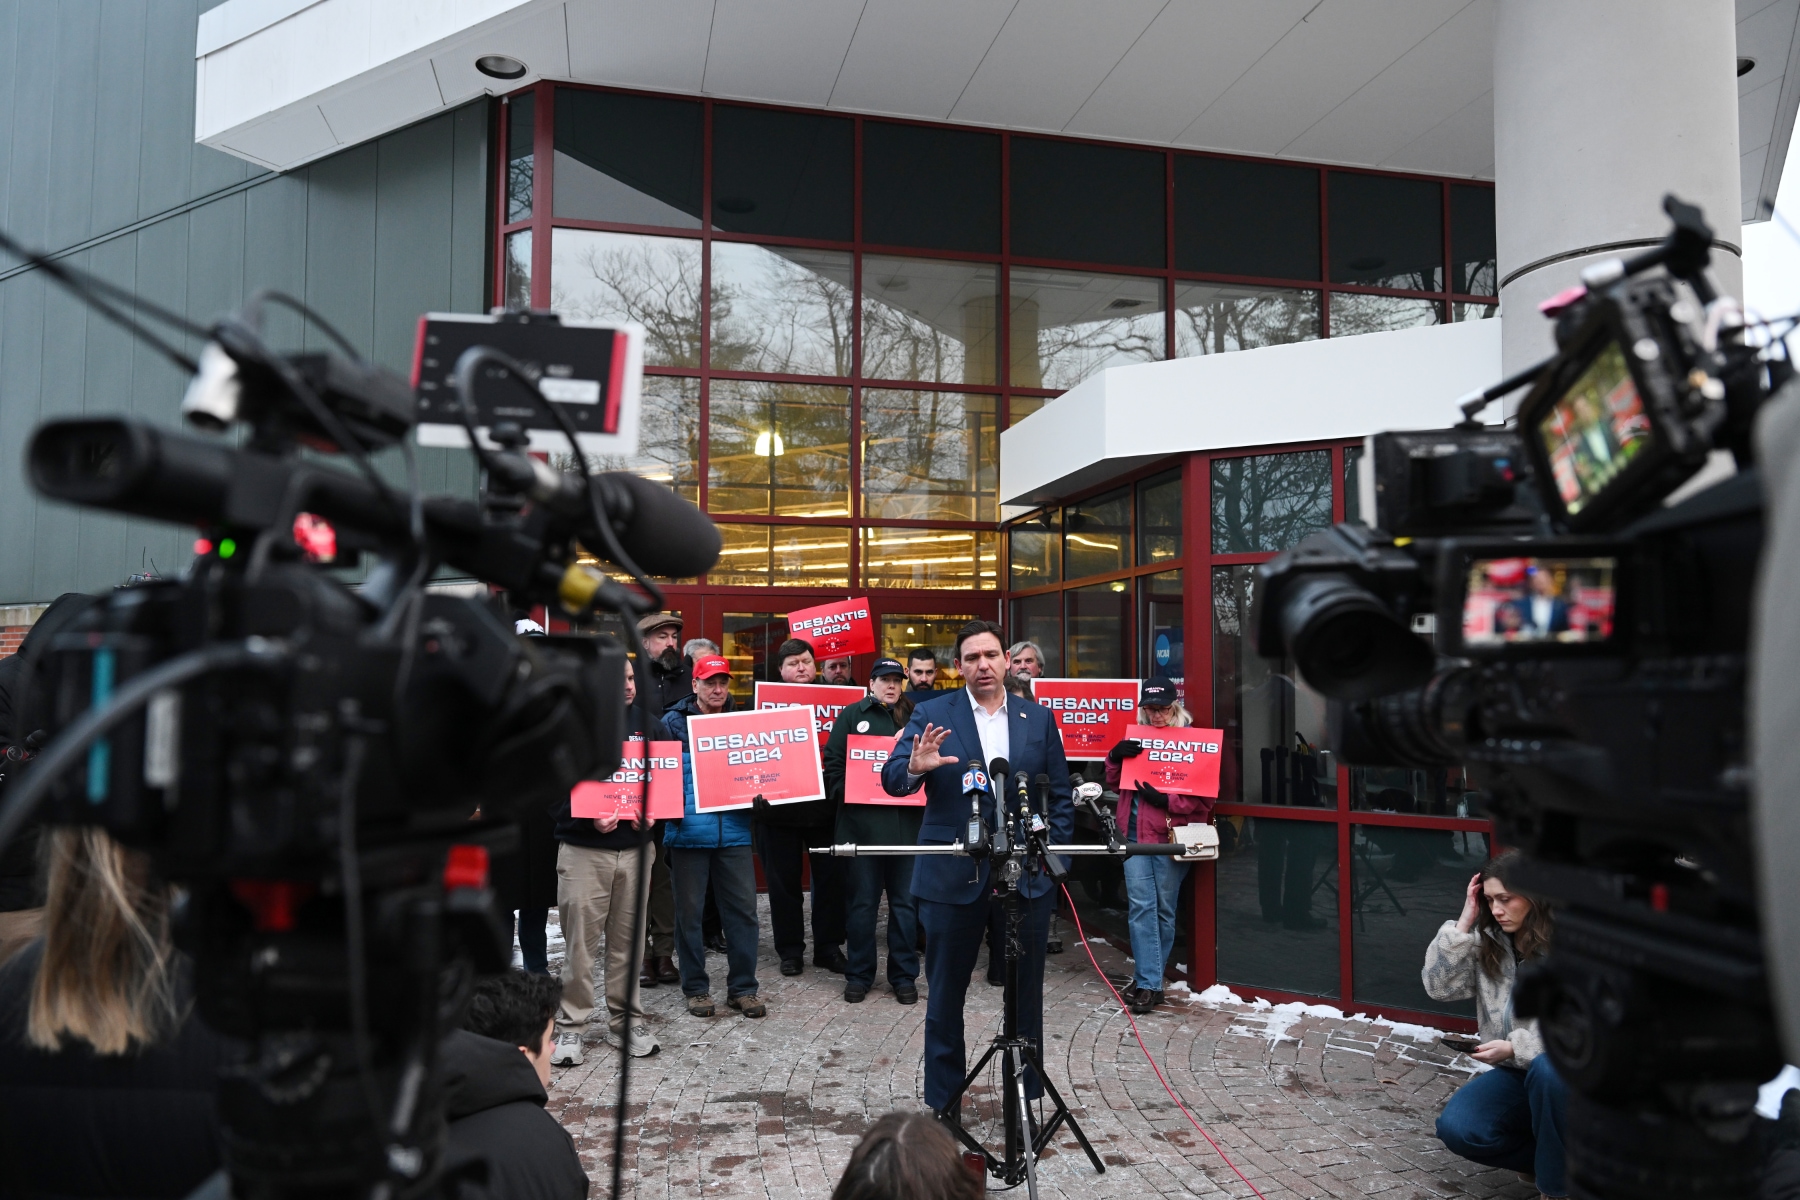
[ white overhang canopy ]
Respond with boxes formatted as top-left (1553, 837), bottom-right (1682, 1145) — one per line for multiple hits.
top-left (198, 0), bottom-right (1800, 222)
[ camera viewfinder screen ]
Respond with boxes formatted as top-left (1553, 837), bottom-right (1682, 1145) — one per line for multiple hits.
top-left (1535, 340), bottom-right (1653, 517)
top-left (1463, 556), bottom-right (1616, 648)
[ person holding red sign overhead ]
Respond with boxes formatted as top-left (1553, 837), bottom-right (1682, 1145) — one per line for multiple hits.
top-left (1104, 678), bottom-right (1216, 1016)
top-left (881, 621), bottom-right (1074, 1119)
top-left (822, 658), bottom-right (921, 1006)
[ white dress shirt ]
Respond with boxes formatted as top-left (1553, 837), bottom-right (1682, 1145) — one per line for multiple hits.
top-left (964, 686), bottom-right (1011, 771)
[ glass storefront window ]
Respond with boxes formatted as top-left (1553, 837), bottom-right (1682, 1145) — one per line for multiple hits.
top-left (553, 88), bottom-right (703, 227)
top-left (862, 390), bottom-right (998, 521)
top-left (1007, 396), bottom-right (1049, 427)
top-left (1212, 565), bottom-right (1334, 806)
top-left (1010, 593), bottom-right (1062, 677)
top-left (861, 257), bottom-right (1000, 386)
top-left (506, 93), bottom-right (534, 223)
top-left (862, 122), bottom-right (1001, 254)
top-left (1328, 171), bottom-right (1443, 291)
top-left (711, 105), bottom-right (853, 241)
top-left (1343, 444), bottom-right (1364, 526)
top-left (1330, 293), bottom-right (1442, 336)
top-left (707, 381), bottom-right (850, 516)
top-left (1008, 511), bottom-right (1060, 589)
top-left (1009, 268), bottom-right (1163, 390)
top-left (1211, 451), bottom-right (1333, 554)
top-left (584, 374), bottom-right (700, 505)
top-left (1066, 581), bottom-right (1128, 678)
top-left (722, 612), bottom-right (784, 704)
top-left (1141, 569), bottom-right (1184, 680)
top-left (1174, 156), bottom-right (1320, 280)
top-left (1351, 825), bottom-right (1486, 1017)
top-left (503, 230), bottom-right (531, 310)
top-left (1064, 488), bottom-right (1130, 579)
top-left (1453, 302), bottom-right (1498, 322)
top-left (1215, 815), bottom-right (1340, 997)
top-left (709, 243), bottom-right (854, 377)
top-left (879, 615), bottom-right (976, 690)
top-left (1173, 284), bottom-right (1321, 357)
top-left (1010, 137), bottom-right (1166, 269)
top-left (860, 528), bottom-right (997, 590)
top-left (1350, 766), bottom-right (1487, 818)
top-left (551, 229), bottom-right (702, 367)
top-left (710, 524), bottom-right (851, 587)
top-left (1451, 184), bottom-right (1497, 297)
top-left (1137, 470), bottom-right (1181, 564)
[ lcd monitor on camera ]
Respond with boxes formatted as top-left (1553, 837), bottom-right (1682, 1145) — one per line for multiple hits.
top-left (1533, 339), bottom-right (1654, 519)
top-left (1462, 554), bottom-right (1617, 648)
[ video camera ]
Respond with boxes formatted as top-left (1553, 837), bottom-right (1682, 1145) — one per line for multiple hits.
top-left (1252, 197), bottom-right (1789, 1198)
top-left (0, 253), bottom-right (720, 1198)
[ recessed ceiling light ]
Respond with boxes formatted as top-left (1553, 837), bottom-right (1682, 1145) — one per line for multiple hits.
top-left (1739, 57), bottom-right (1757, 77)
top-left (476, 55), bottom-right (528, 80)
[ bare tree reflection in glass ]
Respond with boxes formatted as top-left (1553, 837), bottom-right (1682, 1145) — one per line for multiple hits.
top-left (1210, 451), bottom-right (1333, 554)
top-left (710, 244), bottom-right (853, 378)
top-left (1009, 268), bottom-right (1163, 390)
top-left (1173, 284), bottom-right (1321, 358)
top-left (862, 390), bottom-right (997, 522)
top-left (550, 230), bottom-right (703, 367)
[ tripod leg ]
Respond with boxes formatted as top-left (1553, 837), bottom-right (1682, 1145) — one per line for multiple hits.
top-left (937, 1042), bottom-right (1003, 1174)
top-left (1015, 1053), bottom-right (1039, 1200)
top-left (1021, 1043), bottom-right (1106, 1174)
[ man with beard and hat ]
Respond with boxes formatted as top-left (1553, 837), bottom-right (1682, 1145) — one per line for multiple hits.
top-left (638, 612), bottom-right (691, 716)
top-left (634, 612), bottom-right (689, 987)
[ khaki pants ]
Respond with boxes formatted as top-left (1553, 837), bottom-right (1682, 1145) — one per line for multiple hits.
top-left (556, 842), bottom-right (651, 1032)
top-left (0, 908), bottom-right (42, 967)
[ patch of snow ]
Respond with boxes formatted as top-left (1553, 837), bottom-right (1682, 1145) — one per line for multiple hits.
top-left (1374, 1020), bottom-right (1450, 1043)
top-left (1194, 984), bottom-right (1246, 1006)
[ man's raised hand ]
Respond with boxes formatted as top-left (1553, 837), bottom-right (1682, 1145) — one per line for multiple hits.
top-left (907, 723), bottom-right (959, 775)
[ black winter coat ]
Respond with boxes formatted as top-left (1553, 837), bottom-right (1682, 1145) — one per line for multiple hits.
top-left (439, 1030), bottom-right (588, 1200)
top-left (822, 695), bottom-right (922, 846)
top-left (0, 942), bottom-right (230, 1199)
top-left (493, 792), bottom-right (561, 912)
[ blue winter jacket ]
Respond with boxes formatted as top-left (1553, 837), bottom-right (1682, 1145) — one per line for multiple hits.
top-left (660, 693), bottom-right (755, 850)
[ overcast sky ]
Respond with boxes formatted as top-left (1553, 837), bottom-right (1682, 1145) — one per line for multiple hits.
top-left (1744, 136), bottom-right (1800, 325)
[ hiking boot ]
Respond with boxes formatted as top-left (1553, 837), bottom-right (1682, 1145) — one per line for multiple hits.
top-left (604, 1024), bottom-right (661, 1057)
top-left (550, 1031), bottom-right (585, 1066)
top-left (1127, 987), bottom-right (1158, 1015)
top-left (686, 993), bottom-right (716, 1018)
top-left (726, 993), bottom-right (766, 1018)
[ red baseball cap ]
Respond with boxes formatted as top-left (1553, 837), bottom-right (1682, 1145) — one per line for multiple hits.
top-left (693, 655), bottom-right (731, 680)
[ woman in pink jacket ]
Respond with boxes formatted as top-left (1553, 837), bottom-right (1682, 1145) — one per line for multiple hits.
top-left (1104, 677), bottom-right (1214, 1015)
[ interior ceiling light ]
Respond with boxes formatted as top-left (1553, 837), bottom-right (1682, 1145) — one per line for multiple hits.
top-left (754, 430), bottom-right (785, 457)
top-left (476, 55), bottom-right (528, 79)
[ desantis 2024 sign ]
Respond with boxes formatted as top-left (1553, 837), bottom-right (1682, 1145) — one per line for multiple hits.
top-left (1029, 678), bottom-right (1140, 760)
top-left (1116, 724), bottom-right (1225, 798)
top-left (785, 597), bottom-right (876, 658)
top-left (685, 706), bottom-right (826, 812)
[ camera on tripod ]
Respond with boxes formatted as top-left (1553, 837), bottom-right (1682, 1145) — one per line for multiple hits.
top-left (0, 276), bottom-right (720, 1197)
top-left (1251, 196), bottom-right (1790, 1197)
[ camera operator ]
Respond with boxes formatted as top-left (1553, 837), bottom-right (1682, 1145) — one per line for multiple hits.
top-left (1105, 678), bottom-right (1214, 1015)
top-left (1423, 851), bottom-right (1565, 1198)
top-left (903, 648), bottom-right (940, 708)
top-left (755, 638), bottom-right (848, 977)
top-left (881, 621), bottom-right (1073, 1117)
top-left (447, 970), bottom-right (589, 1200)
top-left (821, 658), bottom-right (920, 1006)
top-left (661, 655), bottom-right (766, 1019)
top-left (0, 592), bottom-right (98, 965)
top-left (638, 612), bottom-right (690, 714)
top-left (0, 828), bottom-right (229, 1198)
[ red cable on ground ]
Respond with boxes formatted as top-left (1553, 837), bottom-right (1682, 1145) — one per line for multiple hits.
top-left (1059, 882), bottom-right (1271, 1200)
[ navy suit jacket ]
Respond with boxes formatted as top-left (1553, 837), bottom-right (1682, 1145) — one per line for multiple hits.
top-left (881, 689), bottom-right (1074, 905)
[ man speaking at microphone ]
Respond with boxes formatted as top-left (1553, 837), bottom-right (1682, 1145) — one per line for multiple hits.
top-left (881, 620), bottom-right (1073, 1118)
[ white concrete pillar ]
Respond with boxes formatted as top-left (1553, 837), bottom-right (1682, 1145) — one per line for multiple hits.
top-left (1494, 0), bottom-right (1742, 382)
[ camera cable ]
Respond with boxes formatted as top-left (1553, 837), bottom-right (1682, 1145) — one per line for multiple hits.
top-left (1058, 882), bottom-right (1270, 1200)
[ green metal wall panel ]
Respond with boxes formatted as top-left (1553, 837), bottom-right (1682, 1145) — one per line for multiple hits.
top-left (0, 4), bottom-right (492, 605)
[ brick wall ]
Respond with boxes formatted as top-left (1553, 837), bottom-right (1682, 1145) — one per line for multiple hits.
top-left (0, 605), bottom-right (48, 659)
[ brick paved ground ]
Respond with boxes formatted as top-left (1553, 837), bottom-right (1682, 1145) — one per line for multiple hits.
top-left (535, 902), bottom-right (1538, 1200)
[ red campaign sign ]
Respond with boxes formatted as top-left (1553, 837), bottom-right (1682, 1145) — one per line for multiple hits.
top-left (1030, 677), bottom-right (1140, 760)
top-left (785, 597), bottom-right (876, 658)
top-left (843, 734), bottom-right (922, 807)
top-left (1116, 724), bottom-right (1225, 798)
top-left (570, 739), bottom-right (685, 822)
top-left (687, 706), bottom-right (826, 812)
top-left (754, 681), bottom-right (866, 741)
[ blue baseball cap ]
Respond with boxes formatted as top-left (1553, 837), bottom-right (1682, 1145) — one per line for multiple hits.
top-left (869, 657), bottom-right (905, 679)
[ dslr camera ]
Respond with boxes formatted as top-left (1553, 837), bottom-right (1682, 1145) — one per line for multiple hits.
top-left (1253, 197), bottom-right (1788, 1199)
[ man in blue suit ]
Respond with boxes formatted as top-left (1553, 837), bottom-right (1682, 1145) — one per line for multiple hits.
top-left (880, 620), bottom-right (1074, 1115)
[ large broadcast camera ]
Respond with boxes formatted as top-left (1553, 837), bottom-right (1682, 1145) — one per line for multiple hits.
top-left (0, 239), bottom-right (719, 1199)
top-left (1253, 197), bottom-right (1789, 1199)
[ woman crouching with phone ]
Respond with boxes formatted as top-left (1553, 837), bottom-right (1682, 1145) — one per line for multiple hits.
top-left (1423, 850), bottom-right (1567, 1199)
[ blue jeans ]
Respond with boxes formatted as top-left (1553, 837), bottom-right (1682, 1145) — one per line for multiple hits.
top-left (918, 891), bottom-right (1051, 1111)
top-left (1121, 851), bottom-right (1188, 990)
top-left (1437, 1055), bottom-right (1568, 1197)
top-left (845, 854), bottom-right (919, 988)
top-left (669, 846), bottom-right (761, 1000)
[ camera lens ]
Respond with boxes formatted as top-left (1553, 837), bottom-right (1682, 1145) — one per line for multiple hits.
top-left (1278, 572), bottom-right (1434, 700)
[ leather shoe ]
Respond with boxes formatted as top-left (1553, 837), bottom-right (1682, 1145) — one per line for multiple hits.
top-left (654, 956), bottom-right (679, 984)
top-left (639, 961), bottom-right (659, 988)
top-left (844, 983), bottom-right (867, 1003)
top-left (894, 982), bottom-right (918, 1005)
top-left (1127, 987), bottom-right (1158, 1015)
top-left (986, 966), bottom-right (1005, 987)
top-left (704, 931), bottom-right (728, 953)
top-left (780, 957), bottom-right (804, 976)
top-left (814, 947), bottom-right (849, 974)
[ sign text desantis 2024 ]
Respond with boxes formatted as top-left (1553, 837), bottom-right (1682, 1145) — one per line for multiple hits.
top-left (785, 598), bottom-right (876, 658)
top-left (570, 738), bottom-right (685, 822)
top-left (843, 734), bottom-right (923, 806)
top-left (754, 681), bottom-right (865, 741)
top-left (1115, 724), bottom-right (1225, 798)
top-left (1029, 678), bottom-right (1140, 760)
top-left (686, 707), bottom-right (826, 812)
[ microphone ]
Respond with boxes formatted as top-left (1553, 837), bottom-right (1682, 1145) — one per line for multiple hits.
top-left (961, 761), bottom-right (995, 857)
top-left (495, 451), bottom-right (723, 579)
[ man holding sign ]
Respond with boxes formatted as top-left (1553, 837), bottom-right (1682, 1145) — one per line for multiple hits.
top-left (821, 658), bottom-right (921, 1006)
top-left (1103, 677), bottom-right (1221, 1017)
